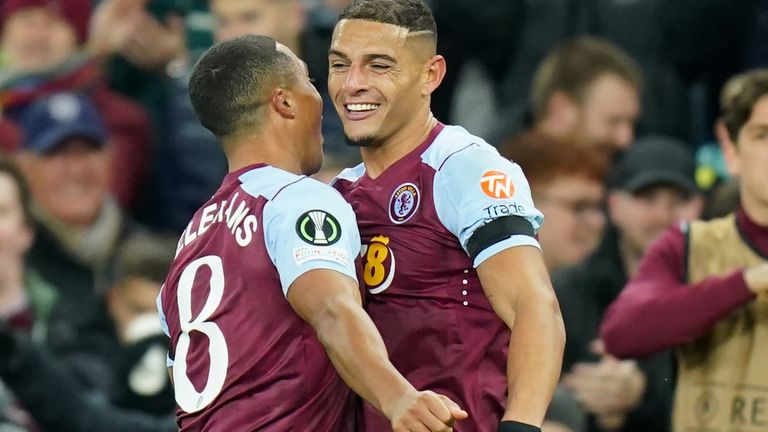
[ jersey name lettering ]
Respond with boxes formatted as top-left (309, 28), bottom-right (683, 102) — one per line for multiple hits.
top-left (176, 192), bottom-right (259, 256)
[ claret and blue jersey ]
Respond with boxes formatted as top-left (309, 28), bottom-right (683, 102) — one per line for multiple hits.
top-left (333, 123), bottom-right (544, 432)
top-left (158, 164), bottom-right (360, 432)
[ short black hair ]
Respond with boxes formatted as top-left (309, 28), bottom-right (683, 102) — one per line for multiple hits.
top-left (721, 69), bottom-right (768, 142)
top-left (339, 0), bottom-right (437, 40)
top-left (188, 34), bottom-right (296, 138)
top-left (0, 156), bottom-right (33, 228)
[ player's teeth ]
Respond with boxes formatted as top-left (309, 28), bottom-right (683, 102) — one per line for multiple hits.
top-left (347, 103), bottom-right (379, 112)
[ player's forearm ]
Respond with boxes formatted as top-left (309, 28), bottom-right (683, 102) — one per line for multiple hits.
top-left (503, 293), bottom-right (565, 426)
top-left (311, 294), bottom-right (415, 418)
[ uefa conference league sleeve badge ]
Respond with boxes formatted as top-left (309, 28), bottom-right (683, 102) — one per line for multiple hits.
top-left (295, 210), bottom-right (342, 246)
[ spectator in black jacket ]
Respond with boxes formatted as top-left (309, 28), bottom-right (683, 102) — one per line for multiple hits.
top-left (554, 137), bottom-right (703, 432)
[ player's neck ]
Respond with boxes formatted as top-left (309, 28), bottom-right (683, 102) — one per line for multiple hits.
top-left (741, 191), bottom-right (768, 227)
top-left (226, 132), bottom-right (303, 176)
top-left (361, 112), bottom-right (438, 179)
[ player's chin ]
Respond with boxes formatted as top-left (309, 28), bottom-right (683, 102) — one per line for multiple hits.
top-left (304, 154), bottom-right (324, 176)
top-left (344, 134), bottom-right (381, 148)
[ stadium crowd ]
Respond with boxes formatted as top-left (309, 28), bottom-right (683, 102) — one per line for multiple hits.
top-left (0, 0), bottom-right (766, 431)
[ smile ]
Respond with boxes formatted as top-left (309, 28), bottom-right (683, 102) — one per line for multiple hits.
top-left (345, 103), bottom-right (380, 112)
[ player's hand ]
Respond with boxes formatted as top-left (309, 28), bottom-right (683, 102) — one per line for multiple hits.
top-left (744, 263), bottom-right (768, 295)
top-left (389, 390), bottom-right (468, 431)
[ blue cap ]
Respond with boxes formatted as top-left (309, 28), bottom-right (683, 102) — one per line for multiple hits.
top-left (16, 93), bottom-right (108, 154)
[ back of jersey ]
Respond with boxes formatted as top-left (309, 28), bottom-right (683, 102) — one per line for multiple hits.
top-left (159, 164), bottom-right (358, 431)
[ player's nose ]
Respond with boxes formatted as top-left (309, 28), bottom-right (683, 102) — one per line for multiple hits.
top-left (343, 64), bottom-right (370, 94)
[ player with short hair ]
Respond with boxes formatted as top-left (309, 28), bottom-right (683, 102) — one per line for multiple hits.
top-left (158, 34), bottom-right (466, 432)
top-left (328, 1), bottom-right (566, 431)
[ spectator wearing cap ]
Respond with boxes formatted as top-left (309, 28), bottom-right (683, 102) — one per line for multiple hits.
top-left (14, 92), bottom-right (140, 396)
top-left (551, 136), bottom-right (704, 432)
top-left (0, 0), bottom-right (152, 211)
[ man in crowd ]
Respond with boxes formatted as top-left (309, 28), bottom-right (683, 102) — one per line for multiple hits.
top-left (526, 37), bottom-right (642, 153)
top-left (556, 136), bottom-right (703, 432)
top-left (14, 92), bottom-right (133, 395)
top-left (0, 0), bottom-right (152, 210)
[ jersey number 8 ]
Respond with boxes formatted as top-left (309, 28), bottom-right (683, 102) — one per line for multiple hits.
top-left (173, 255), bottom-right (229, 413)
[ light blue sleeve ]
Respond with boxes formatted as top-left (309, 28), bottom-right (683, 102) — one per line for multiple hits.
top-left (263, 179), bottom-right (361, 296)
top-left (434, 146), bottom-right (544, 268)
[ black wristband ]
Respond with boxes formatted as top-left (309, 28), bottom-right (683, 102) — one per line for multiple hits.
top-left (497, 420), bottom-right (541, 432)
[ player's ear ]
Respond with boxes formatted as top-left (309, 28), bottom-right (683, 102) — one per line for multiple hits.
top-left (271, 87), bottom-right (296, 119)
top-left (422, 54), bottom-right (446, 96)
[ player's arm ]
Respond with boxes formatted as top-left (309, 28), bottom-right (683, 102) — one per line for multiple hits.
top-left (287, 269), bottom-right (466, 431)
top-left (266, 182), bottom-right (466, 431)
top-left (434, 147), bottom-right (564, 431)
top-left (476, 245), bottom-right (564, 429)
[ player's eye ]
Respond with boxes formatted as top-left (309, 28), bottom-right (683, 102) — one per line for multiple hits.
top-left (330, 62), bottom-right (349, 71)
top-left (370, 63), bottom-right (391, 71)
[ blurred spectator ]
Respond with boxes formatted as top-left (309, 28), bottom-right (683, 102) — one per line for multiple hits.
top-left (0, 156), bottom-right (52, 432)
top-left (502, 132), bottom-right (608, 432)
top-left (0, 118), bottom-right (22, 155)
top-left (87, 0), bottom-right (222, 232)
top-left (525, 37), bottom-right (642, 154)
top-left (483, 0), bottom-right (585, 144)
top-left (553, 137), bottom-right (703, 432)
top-left (89, 0), bottom-right (355, 230)
top-left (209, 0), bottom-right (347, 151)
top-left (0, 320), bottom-right (176, 432)
top-left (601, 69), bottom-right (768, 432)
top-left (0, 0), bottom-right (153, 211)
top-left (502, 132), bottom-right (608, 273)
top-left (107, 232), bottom-right (176, 415)
top-left (0, 0), bottom-right (88, 75)
top-left (0, 230), bottom-right (178, 431)
top-left (13, 92), bottom-right (136, 396)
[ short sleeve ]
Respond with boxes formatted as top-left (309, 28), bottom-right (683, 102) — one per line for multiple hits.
top-left (263, 179), bottom-right (361, 295)
top-left (434, 146), bottom-right (543, 267)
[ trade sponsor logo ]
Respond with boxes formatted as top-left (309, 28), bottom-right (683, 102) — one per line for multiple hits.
top-left (480, 170), bottom-right (515, 199)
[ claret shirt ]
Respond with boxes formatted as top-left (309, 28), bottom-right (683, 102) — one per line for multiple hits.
top-left (333, 123), bottom-right (543, 432)
top-left (158, 164), bottom-right (360, 432)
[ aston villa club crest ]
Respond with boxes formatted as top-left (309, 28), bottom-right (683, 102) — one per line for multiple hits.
top-left (388, 183), bottom-right (420, 224)
top-left (295, 210), bottom-right (341, 245)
